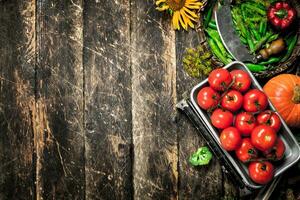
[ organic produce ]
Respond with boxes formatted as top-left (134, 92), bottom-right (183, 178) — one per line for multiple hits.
top-left (251, 125), bottom-right (277, 152)
top-left (197, 87), bottom-right (220, 110)
top-left (183, 46), bottom-right (213, 78)
top-left (267, 1), bottom-right (297, 30)
top-left (196, 67), bottom-right (287, 185)
top-left (257, 111), bottom-right (281, 132)
top-left (263, 138), bottom-right (285, 161)
top-left (220, 127), bottom-right (242, 151)
top-left (263, 74), bottom-right (300, 127)
top-left (243, 89), bottom-right (268, 112)
top-left (211, 108), bottom-right (234, 129)
top-left (189, 146), bottom-right (213, 166)
top-left (230, 69), bottom-right (252, 92)
top-left (249, 161), bottom-right (274, 184)
top-left (221, 90), bottom-right (243, 112)
top-left (235, 112), bottom-right (257, 136)
top-left (208, 68), bottom-right (232, 91)
top-left (235, 138), bottom-right (258, 163)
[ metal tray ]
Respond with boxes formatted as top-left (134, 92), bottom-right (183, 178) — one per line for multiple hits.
top-left (190, 61), bottom-right (300, 189)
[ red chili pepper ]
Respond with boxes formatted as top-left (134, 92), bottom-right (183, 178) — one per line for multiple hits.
top-left (267, 1), bottom-right (297, 30)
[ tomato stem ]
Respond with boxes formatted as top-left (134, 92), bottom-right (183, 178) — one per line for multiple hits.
top-left (292, 84), bottom-right (300, 104)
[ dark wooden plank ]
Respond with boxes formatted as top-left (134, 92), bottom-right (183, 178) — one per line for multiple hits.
top-left (0, 0), bottom-right (35, 199)
top-left (36, 0), bottom-right (85, 199)
top-left (131, 1), bottom-right (178, 199)
top-left (83, 0), bottom-right (132, 199)
top-left (175, 29), bottom-right (224, 199)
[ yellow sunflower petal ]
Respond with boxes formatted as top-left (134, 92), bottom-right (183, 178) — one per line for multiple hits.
top-left (172, 11), bottom-right (180, 30)
top-left (155, 0), bottom-right (166, 5)
top-left (182, 10), bottom-right (197, 22)
top-left (178, 12), bottom-right (188, 30)
top-left (183, 7), bottom-right (198, 19)
top-left (185, 4), bottom-right (201, 9)
top-left (156, 4), bottom-right (169, 11)
top-left (188, 2), bottom-right (203, 7)
top-left (181, 9), bottom-right (195, 28)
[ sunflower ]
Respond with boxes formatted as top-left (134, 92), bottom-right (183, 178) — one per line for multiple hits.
top-left (156, 0), bottom-right (203, 30)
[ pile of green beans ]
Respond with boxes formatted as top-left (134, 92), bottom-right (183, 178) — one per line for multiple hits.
top-left (204, 0), bottom-right (298, 73)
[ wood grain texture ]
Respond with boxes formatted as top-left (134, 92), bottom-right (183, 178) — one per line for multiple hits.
top-left (131, 1), bottom-right (178, 199)
top-left (83, 0), bottom-right (133, 199)
top-left (36, 0), bottom-right (85, 199)
top-left (0, 0), bottom-right (35, 199)
top-left (175, 30), bottom-right (223, 199)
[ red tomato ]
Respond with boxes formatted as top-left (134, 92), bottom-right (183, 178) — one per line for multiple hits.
top-left (235, 138), bottom-right (258, 163)
top-left (208, 68), bottom-right (232, 91)
top-left (251, 125), bottom-right (277, 152)
top-left (249, 161), bottom-right (274, 184)
top-left (235, 112), bottom-right (257, 136)
top-left (243, 89), bottom-right (268, 112)
top-left (230, 69), bottom-right (252, 93)
top-left (197, 87), bottom-right (220, 110)
top-left (263, 138), bottom-right (285, 161)
top-left (211, 109), bottom-right (234, 129)
top-left (257, 111), bottom-right (281, 132)
top-left (221, 90), bottom-right (243, 112)
top-left (220, 127), bottom-right (242, 151)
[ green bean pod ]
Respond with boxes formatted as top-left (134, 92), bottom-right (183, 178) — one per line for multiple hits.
top-left (246, 63), bottom-right (266, 72)
top-left (206, 29), bottom-right (227, 56)
top-left (208, 21), bottom-right (217, 29)
top-left (281, 34), bottom-right (298, 62)
top-left (253, 32), bottom-right (272, 53)
top-left (259, 57), bottom-right (281, 65)
top-left (204, 6), bottom-right (213, 28)
top-left (207, 38), bottom-right (229, 64)
top-left (266, 34), bottom-right (279, 44)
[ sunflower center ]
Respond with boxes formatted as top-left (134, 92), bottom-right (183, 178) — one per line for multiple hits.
top-left (166, 0), bottom-right (186, 11)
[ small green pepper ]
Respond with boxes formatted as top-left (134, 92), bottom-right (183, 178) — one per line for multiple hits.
top-left (259, 57), bottom-right (281, 65)
top-left (246, 63), bottom-right (266, 72)
top-left (189, 146), bottom-right (213, 166)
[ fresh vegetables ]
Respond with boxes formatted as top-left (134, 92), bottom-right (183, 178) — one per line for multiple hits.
top-left (249, 161), bottom-right (274, 184)
top-left (196, 68), bottom-right (286, 185)
top-left (220, 127), bottom-right (242, 151)
top-left (189, 146), bottom-right (213, 166)
top-left (243, 89), bottom-right (268, 112)
top-left (211, 108), bottom-right (234, 129)
top-left (208, 68), bottom-right (232, 91)
top-left (257, 111), bottom-right (282, 132)
top-left (183, 46), bottom-right (213, 78)
top-left (267, 1), bottom-right (297, 30)
top-left (263, 74), bottom-right (300, 128)
top-left (221, 90), bottom-right (243, 112)
top-left (197, 87), bottom-right (220, 110)
top-left (235, 138), bottom-right (258, 163)
top-left (251, 125), bottom-right (277, 152)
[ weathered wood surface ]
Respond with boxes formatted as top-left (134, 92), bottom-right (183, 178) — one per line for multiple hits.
top-left (0, 0), bottom-right (298, 199)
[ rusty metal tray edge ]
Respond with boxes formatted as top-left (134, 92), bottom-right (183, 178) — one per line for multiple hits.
top-left (189, 61), bottom-right (300, 189)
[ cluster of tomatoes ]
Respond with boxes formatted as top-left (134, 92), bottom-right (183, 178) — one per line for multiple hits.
top-left (197, 68), bottom-right (285, 185)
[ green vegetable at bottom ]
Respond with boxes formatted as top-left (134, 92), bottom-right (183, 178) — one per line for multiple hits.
top-left (246, 63), bottom-right (266, 72)
top-left (189, 146), bottom-right (213, 166)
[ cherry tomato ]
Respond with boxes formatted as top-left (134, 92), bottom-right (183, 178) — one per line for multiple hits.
top-left (221, 90), bottom-right (243, 112)
top-left (251, 125), bottom-right (277, 152)
top-left (234, 112), bottom-right (257, 136)
top-left (211, 109), bottom-right (234, 129)
top-left (230, 69), bottom-right (252, 93)
top-left (235, 138), bottom-right (258, 163)
top-left (197, 87), bottom-right (220, 110)
top-left (208, 68), bottom-right (232, 91)
top-left (243, 89), bottom-right (268, 112)
top-left (257, 111), bottom-right (281, 132)
top-left (263, 138), bottom-right (285, 161)
top-left (220, 127), bottom-right (242, 151)
top-left (248, 161), bottom-right (274, 184)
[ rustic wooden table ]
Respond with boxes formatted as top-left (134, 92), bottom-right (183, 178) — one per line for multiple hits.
top-left (0, 0), bottom-right (299, 199)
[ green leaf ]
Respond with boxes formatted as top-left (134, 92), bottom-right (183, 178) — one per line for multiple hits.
top-left (189, 146), bottom-right (213, 166)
